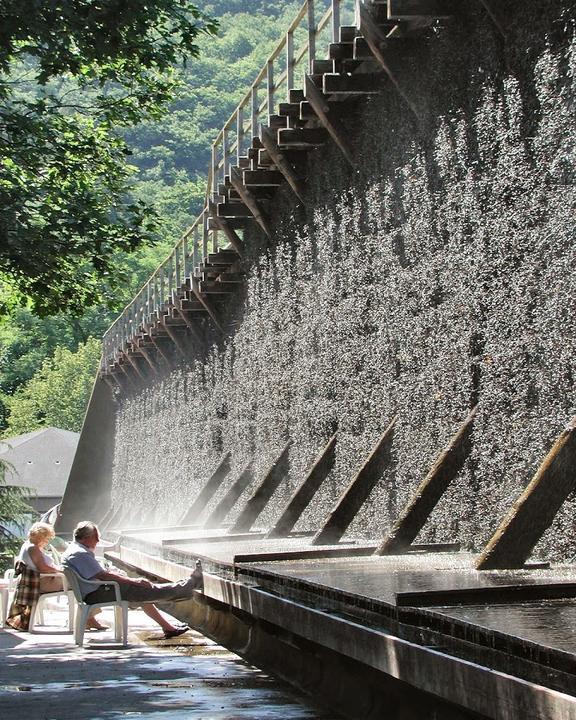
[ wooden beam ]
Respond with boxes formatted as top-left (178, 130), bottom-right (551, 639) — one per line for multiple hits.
top-left (117, 360), bottom-right (140, 391)
top-left (180, 452), bottom-right (232, 525)
top-left (229, 442), bottom-right (292, 533)
top-left (243, 169), bottom-right (284, 186)
top-left (266, 433), bottom-right (337, 539)
top-left (190, 277), bottom-right (224, 334)
top-left (203, 461), bottom-right (254, 528)
top-left (174, 305), bottom-right (204, 347)
top-left (229, 167), bottom-right (272, 237)
top-left (304, 76), bottom-right (355, 166)
top-left (101, 372), bottom-right (121, 394)
top-left (477, 418), bottom-right (576, 570)
top-left (377, 406), bottom-right (477, 554)
top-left (148, 333), bottom-right (172, 367)
top-left (208, 200), bottom-right (245, 257)
top-left (356, 0), bottom-right (420, 119)
top-left (259, 127), bottom-right (306, 202)
top-left (313, 417), bottom-right (397, 545)
top-left (138, 344), bottom-right (160, 374)
top-left (322, 73), bottom-right (382, 95)
top-left (123, 351), bottom-right (147, 382)
top-left (160, 318), bottom-right (188, 359)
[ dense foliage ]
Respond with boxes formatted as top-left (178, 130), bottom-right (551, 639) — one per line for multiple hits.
top-left (0, 457), bottom-right (31, 566)
top-left (0, 0), bottom-right (218, 317)
top-left (0, 2), bottom-right (298, 436)
top-left (2, 337), bottom-right (102, 436)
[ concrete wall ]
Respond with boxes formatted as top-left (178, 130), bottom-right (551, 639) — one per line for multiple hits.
top-left (71, 1), bottom-right (576, 560)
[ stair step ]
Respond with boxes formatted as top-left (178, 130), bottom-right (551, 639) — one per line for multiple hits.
top-left (258, 148), bottom-right (308, 168)
top-left (354, 36), bottom-right (372, 58)
top-left (207, 217), bottom-right (246, 230)
top-left (278, 102), bottom-right (301, 118)
top-left (289, 89), bottom-right (305, 104)
top-left (329, 42), bottom-right (354, 60)
top-left (277, 127), bottom-right (327, 148)
top-left (340, 25), bottom-right (358, 42)
top-left (323, 73), bottom-right (382, 95)
top-left (208, 249), bottom-right (239, 263)
top-left (340, 58), bottom-right (369, 73)
top-left (268, 114), bottom-right (289, 129)
top-left (200, 280), bottom-right (243, 294)
top-left (217, 202), bottom-right (253, 218)
top-left (312, 59), bottom-right (336, 74)
top-left (300, 101), bottom-right (316, 120)
top-left (243, 169), bottom-right (284, 186)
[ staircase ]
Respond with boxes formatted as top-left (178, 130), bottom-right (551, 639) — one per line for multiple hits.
top-left (101, 0), bottom-right (488, 390)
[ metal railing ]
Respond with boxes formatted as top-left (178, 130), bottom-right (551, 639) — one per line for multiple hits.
top-left (102, 0), bottom-right (356, 372)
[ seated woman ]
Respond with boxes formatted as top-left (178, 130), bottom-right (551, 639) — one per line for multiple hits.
top-left (6, 522), bottom-right (104, 631)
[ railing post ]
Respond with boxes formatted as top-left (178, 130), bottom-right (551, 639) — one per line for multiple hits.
top-left (183, 235), bottom-right (190, 279)
top-left (223, 127), bottom-right (230, 180)
top-left (307, 0), bottom-right (316, 73)
top-left (286, 30), bottom-right (294, 95)
top-left (237, 106), bottom-right (244, 165)
top-left (267, 59), bottom-right (274, 118)
top-left (175, 246), bottom-right (181, 290)
top-left (331, 0), bottom-right (340, 43)
top-left (211, 143), bottom-right (219, 200)
top-left (160, 263), bottom-right (165, 306)
top-left (202, 210), bottom-right (209, 260)
top-left (146, 283), bottom-right (151, 326)
top-left (251, 86), bottom-right (258, 140)
top-left (193, 225), bottom-right (200, 271)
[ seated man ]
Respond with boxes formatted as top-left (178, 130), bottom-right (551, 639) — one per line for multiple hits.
top-left (62, 521), bottom-right (203, 639)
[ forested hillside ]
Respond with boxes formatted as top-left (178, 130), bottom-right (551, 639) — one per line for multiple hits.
top-left (0, 1), bottom-right (298, 436)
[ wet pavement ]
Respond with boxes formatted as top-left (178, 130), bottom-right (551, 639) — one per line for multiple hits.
top-left (0, 602), bottom-right (339, 719)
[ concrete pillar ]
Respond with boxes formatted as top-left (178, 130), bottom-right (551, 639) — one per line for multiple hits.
top-left (203, 461), bottom-right (254, 528)
top-left (266, 433), bottom-right (337, 539)
top-left (229, 442), bottom-right (292, 533)
top-left (377, 406), bottom-right (476, 555)
top-left (180, 452), bottom-right (232, 525)
top-left (313, 418), bottom-right (396, 546)
top-left (477, 418), bottom-right (576, 570)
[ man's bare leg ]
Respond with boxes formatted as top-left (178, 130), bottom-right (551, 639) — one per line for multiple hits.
top-left (141, 602), bottom-right (181, 633)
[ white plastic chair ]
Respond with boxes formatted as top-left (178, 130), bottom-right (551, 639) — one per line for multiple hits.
top-left (29, 573), bottom-right (75, 633)
top-left (64, 567), bottom-right (129, 647)
top-left (0, 569), bottom-right (14, 626)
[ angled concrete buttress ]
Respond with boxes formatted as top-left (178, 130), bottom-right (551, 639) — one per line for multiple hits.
top-left (378, 406), bottom-right (477, 554)
top-left (266, 433), bottom-right (337, 539)
top-left (57, 376), bottom-right (116, 534)
top-left (313, 417), bottom-right (397, 545)
top-left (477, 418), bottom-right (576, 570)
top-left (180, 452), bottom-right (232, 525)
top-left (229, 442), bottom-right (292, 533)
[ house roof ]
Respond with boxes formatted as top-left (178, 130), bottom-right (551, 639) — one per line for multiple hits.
top-left (1, 426), bottom-right (80, 497)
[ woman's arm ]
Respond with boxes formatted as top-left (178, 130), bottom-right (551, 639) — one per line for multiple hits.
top-left (29, 545), bottom-right (62, 574)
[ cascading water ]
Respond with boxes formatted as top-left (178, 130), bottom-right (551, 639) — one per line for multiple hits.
top-left (112, 13), bottom-right (576, 561)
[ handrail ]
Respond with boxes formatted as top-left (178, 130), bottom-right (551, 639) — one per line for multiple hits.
top-left (101, 0), bottom-right (356, 373)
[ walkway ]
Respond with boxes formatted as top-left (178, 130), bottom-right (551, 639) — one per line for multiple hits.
top-left (0, 603), bottom-right (338, 719)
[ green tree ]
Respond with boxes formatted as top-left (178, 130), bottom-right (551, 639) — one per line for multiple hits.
top-left (0, 0), bottom-right (217, 317)
top-left (2, 337), bottom-right (102, 435)
top-left (0, 457), bottom-right (31, 567)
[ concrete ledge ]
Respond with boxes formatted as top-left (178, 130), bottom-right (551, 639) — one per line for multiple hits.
top-left (110, 545), bottom-right (576, 720)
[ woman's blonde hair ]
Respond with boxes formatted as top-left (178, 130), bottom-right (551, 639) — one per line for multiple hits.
top-left (28, 522), bottom-right (55, 545)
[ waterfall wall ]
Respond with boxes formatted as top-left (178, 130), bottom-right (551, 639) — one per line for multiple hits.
top-left (111, 1), bottom-right (576, 561)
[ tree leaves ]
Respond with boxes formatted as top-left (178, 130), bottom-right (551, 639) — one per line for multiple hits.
top-left (0, 0), bottom-right (217, 316)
